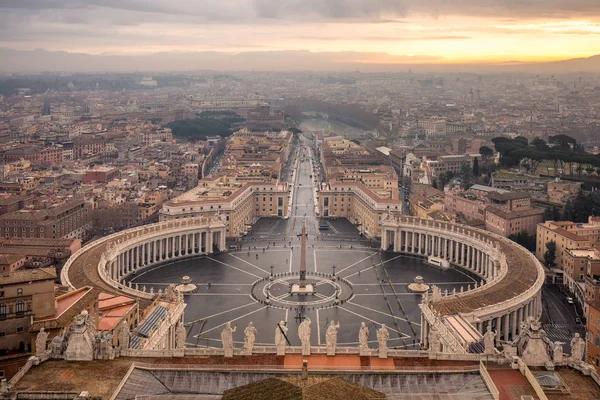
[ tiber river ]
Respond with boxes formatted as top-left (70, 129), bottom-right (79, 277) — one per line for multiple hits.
top-left (299, 117), bottom-right (369, 139)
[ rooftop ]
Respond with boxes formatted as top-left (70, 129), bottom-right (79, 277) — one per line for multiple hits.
top-left (0, 266), bottom-right (57, 286)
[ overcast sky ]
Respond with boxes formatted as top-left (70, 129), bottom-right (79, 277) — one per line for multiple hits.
top-left (1, 1), bottom-right (599, 63)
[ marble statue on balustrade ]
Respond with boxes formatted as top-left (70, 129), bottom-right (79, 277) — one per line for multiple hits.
top-left (176, 322), bottom-right (186, 350)
top-left (428, 326), bottom-right (440, 353)
top-left (298, 318), bottom-right (312, 356)
top-left (552, 341), bottom-right (564, 363)
top-left (221, 322), bottom-right (236, 358)
top-left (431, 285), bottom-right (442, 302)
top-left (570, 333), bottom-right (585, 364)
top-left (275, 321), bottom-right (288, 356)
top-left (484, 325), bottom-right (496, 355)
top-left (242, 322), bottom-right (257, 355)
top-left (50, 329), bottom-right (66, 358)
top-left (377, 324), bottom-right (389, 359)
top-left (325, 321), bottom-right (340, 356)
top-left (118, 323), bottom-right (130, 351)
top-left (35, 328), bottom-right (48, 357)
top-left (359, 322), bottom-right (370, 356)
top-left (95, 332), bottom-right (115, 360)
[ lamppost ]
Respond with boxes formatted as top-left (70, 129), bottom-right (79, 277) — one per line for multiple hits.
top-left (270, 265), bottom-right (274, 281)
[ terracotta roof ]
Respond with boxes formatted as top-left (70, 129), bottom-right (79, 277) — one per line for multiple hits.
top-left (485, 205), bottom-right (544, 219)
top-left (0, 267), bottom-right (56, 285)
top-left (487, 191), bottom-right (530, 202)
top-left (30, 286), bottom-right (100, 332)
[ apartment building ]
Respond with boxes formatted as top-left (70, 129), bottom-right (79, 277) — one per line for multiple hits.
top-left (426, 154), bottom-right (474, 176)
top-left (0, 268), bottom-right (57, 353)
top-left (484, 191), bottom-right (544, 236)
top-left (547, 179), bottom-right (581, 205)
top-left (536, 217), bottom-right (600, 270)
top-left (318, 181), bottom-right (402, 238)
top-left (159, 176), bottom-right (289, 237)
top-left (0, 198), bottom-right (92, 240)
top-left (587, 301), bottom-right (600, 372)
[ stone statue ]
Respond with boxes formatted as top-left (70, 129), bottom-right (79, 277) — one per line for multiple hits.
top-left (35, 328), bottom-right (48, 357)
top-left (298, 318), bottom-right (311, 356)
top-left (243, 322), bottom-right (258, 355)
top-left (50, 329), bottom-right (65, 358)
top-left (359, 322), bottom-right (370, 356)
top-left (570, 333), bottom-right (585, 363)
top-left (96, 332), bottom-right (115, 360)
top-left (428, 327), bottom-right (440, 353)
top-left (484, 324), bottom-right (496, 355)
top-left (0, 379), bottom-right (7, 394)
top-left (553, 341), bottom-right (564, 363)
top-left (325, 320), bottom-right (340, 356)
top-left (118, 323), bottom-right (130, 351)
top-left (150, 287), bottom-right (154, 294)
top-left (275, 321), bottom-right (288, 356)
top-left (431, 285), bottom-right (442, 302)
top-left (176, 323), bottom-right (186, 350)
top-left (221, 322), bottom-right (236, 357)
top-left (377, 324), bottom-right (389, 359)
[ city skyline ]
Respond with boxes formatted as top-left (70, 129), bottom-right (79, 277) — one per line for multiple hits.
top-left (1, 1), bottom-right (599, 66)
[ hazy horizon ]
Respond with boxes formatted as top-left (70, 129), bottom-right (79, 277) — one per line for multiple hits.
top-left (1, 1), bottom-right (600, 70)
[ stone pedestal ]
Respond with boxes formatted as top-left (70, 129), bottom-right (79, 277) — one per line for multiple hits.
top-left (276, 344), bottom-right (286, 356)
top-left (290, 283), bottom-right (314, 295)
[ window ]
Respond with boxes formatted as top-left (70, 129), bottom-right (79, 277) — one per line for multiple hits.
top-left (16, 300), bottom-right (24, 317)
top-left (16, 327), bottom-right (24, 333)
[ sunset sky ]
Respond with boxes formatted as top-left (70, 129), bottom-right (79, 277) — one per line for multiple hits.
top-left (1, 1), bottom-right (599, 63)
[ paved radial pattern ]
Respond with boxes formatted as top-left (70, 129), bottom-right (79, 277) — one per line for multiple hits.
top-left (127, 140), bottom-right (481, 351)
top-left (126, 219), bottom-right (480, 351)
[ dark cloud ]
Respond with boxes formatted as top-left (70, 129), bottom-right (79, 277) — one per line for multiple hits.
top-left (2, 1), bottom-right (600, 20)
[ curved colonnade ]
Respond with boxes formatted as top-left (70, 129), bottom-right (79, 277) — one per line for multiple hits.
top-left (381, 214), bottom-right (545, 352)
top-left (61, 216), bottom-right (227, 299)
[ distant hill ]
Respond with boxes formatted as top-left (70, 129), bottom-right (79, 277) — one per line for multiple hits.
top-left (0, 48), bottom-right (598, 73)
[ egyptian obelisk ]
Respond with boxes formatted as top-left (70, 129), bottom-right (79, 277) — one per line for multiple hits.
top-left (291, 221), bottom-right (314, 295)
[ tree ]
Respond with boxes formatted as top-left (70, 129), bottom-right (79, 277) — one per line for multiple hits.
top-left (479, 146), bottom-right (494, 165)
top-left (549, 134), bottom-right (576, 149)
top-left (543, 207), bottom-right (553, 221)
top-left (508, 231), bottom-right (536, 252)
top-left (472, 157), bottom-right (480, 176)
top-left (531, 137), bottom-right (549, 152)
top-left (544, 241), bottom-right (557, 268)
top-left (460, 164), bottom-right (474, 189)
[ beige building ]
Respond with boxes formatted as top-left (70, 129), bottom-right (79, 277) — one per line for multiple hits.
top-left (536, 217), bottom-right (600, 270)
top-left (160, 176), bottom-right (289, 237)
top-left (318, 181), bottom-right (403, 238)
top-left (0, 267), bottom-right (57, 353)
top-left (426, 154), bottom-right (474, 176)
top-left (547, 179), bottom-right (581, 205)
